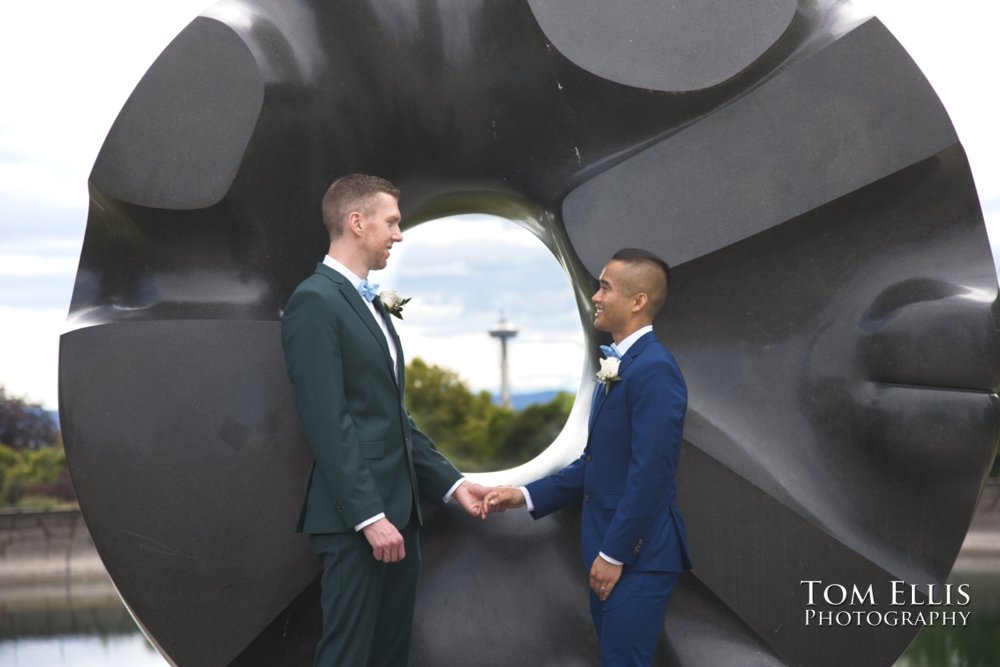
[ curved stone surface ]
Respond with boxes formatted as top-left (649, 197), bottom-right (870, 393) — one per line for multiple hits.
top-left (561, 19), bottom-right (959, 270)
top-left (91, 18), bottom-right (264, 209)
top-left (526, 0), bottom-right (797, 91)
top-left (59, 1), bottom-right (997, 665)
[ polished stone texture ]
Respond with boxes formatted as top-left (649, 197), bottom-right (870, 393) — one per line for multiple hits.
top-left (59, 1), bottom-right (998, 665)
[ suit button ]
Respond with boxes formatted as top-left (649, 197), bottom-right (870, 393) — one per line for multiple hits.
top-left (584, 495), bottom-right (591, 503)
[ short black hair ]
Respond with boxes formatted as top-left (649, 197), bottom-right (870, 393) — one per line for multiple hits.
top-left (611, 247), bottom-right (671, 289)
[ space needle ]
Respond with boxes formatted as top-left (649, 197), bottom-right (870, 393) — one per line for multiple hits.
top-left (488, 313), bottom-right (518, 409)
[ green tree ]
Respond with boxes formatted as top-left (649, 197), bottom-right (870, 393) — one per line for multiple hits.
top-left (0, 384), bottom-right (70, 507)
top-left (0, 385), bottom-right (58, 450)
top-left (405, 358), bottom-right (498, 470)
top-left (0, 441), bottom-right (70, 507)
top-left (404, 358), bottom-right (572, 472)
top-left (0, 443), bottom-right (16, 502)
top-left (494, 392), bottom-right (574, 468)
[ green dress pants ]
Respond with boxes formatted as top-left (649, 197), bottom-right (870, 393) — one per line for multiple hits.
top-left (310, 519), bottom-right (421, 666)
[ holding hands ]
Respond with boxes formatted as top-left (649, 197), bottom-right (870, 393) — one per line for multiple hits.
top-left (451, 482), bottom-right (528, 519)
top-left (453, 480), bottom-right (491, 519)
top-left (369, 483), bottom-right (625, 599)
top-left (483, 486), bottom-right (526, 515)
top-left (451, 483), bottom-right (528, 519)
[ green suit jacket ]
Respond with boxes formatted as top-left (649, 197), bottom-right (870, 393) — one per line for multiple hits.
top-left (281, 262), bottom-right (462, 534)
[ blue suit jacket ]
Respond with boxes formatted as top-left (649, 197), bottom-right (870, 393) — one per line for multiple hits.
top-left (527, 331), bottom-right (692, 572)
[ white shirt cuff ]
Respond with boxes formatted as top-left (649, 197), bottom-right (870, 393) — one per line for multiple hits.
top-left (443, 478), bottom-right (465, 503)
top-left (599, 551), bottom-right (623, 566)
top-left (519, 486), bottom-right (534, 512)
top-left (354, 512), bottom-right (386, 532)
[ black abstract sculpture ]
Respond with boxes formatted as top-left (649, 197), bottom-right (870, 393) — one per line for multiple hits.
top-left (59, 1), bottom-right (998, 665)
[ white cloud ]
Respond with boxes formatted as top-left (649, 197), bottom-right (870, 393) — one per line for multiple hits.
top-left (0, 254), bottom-right (78, 310)
top-left (0, 307), bottom-right (66, 408)
top-left (0, 255), bottom-right (79, 278)
top-left (406, 215), bottom-right (542, 247)
top-left (392, 259), bottom-right (473, 278)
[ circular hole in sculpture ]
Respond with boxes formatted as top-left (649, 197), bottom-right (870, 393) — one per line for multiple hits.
top-left (371, 214), bottom-right (584, 472)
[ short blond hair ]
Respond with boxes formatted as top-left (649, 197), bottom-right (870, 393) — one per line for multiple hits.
top-left (321, 174), bottom-right (400, 240)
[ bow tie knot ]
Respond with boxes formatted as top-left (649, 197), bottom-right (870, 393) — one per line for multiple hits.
top-left (599, 344), bottom-right (622, 360)
top-left (357, 279), bottom-right (380, 302)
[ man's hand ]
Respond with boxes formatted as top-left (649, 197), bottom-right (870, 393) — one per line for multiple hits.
top-left (362, 517), bottom-right (405, 563)
top-left (484, 486), bottom-right (526, 515)
top-left (590, 555), bottom-right (623, 602)
top-left (453, 481), bottom-right (491, 519)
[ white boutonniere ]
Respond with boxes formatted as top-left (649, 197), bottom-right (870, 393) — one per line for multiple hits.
top-left (595, 357), bottom-right (621, 394)
top-left (378, 290), bottom-right (411, 319)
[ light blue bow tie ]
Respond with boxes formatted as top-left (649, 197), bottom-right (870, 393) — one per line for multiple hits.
top-left (600, 344), bottom-right (622, 359)
top-left (357, 279), bottom-right (379, 302)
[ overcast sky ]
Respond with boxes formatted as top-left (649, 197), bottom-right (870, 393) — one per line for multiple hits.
top-left (1, 0), bottom-right (997, 409)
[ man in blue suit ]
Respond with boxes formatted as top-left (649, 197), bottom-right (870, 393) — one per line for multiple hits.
top-left (486, 248), bottom-right (691, 666)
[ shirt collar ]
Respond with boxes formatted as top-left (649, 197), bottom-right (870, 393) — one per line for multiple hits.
top-left (615, 325), bottom-right (653, 356)
top-left (323, 255), bottom-right (365, 290)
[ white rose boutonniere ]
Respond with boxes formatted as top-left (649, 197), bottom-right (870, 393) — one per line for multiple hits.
top-left (595, 357), bottom-right (621, 394)
top-left (378, 290), bottom-right (411, 319)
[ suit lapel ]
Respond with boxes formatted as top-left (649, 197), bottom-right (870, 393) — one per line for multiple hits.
top-left (314, 264), bottom-right (398, 385)
top-left (589, 384), bottom-right (607, 431)
top-left (588, 331), bottom-right (657, 431)
top-left (374, 298), bottom-right (404, 389)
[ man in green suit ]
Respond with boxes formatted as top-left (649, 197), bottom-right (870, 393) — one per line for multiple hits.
top-left (281, 174), bottom-right (490, 666)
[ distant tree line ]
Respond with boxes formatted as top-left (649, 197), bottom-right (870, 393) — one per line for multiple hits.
top-left (0, 386), bottom-right (75, 508)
